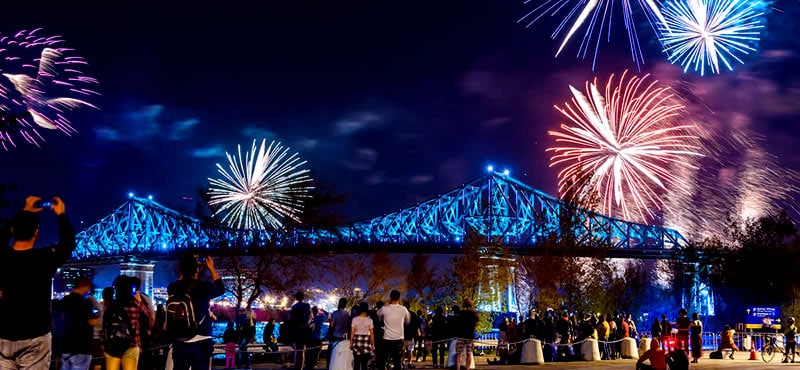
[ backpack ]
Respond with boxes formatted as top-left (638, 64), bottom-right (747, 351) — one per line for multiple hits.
top-left (165, 289), bottom-right (203, 341)
top-left (102, 303), bottom-right (133, 357)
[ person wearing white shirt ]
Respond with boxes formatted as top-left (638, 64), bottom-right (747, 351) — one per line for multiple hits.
top-left (377, 290), bottom-right (410, 370)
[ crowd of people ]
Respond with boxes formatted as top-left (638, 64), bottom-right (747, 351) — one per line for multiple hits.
top-left (284, 291), bottom-right (479, 370)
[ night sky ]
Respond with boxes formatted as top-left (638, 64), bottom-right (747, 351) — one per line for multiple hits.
top-left (4, 0), bottom-right (800, 240)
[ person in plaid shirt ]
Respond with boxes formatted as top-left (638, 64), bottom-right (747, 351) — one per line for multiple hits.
top-left (105, 275), bottom-right (154, 370)
top-left (350, 302), bottom-right (374, 370)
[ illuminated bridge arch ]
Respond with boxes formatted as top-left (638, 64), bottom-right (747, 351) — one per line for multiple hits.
top-left (71, 173), bottom-right (688, 264)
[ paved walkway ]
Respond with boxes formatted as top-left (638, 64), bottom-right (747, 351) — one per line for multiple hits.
top-left (213, 356), bottom-right (800, 369)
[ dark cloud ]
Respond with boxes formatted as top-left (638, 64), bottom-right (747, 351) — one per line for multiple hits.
top-left (241, 125), bottom-right (277, 140)
top-left (294, 138), bottom-right (319, 151)
top-left (344, 148), bottom-right (379, 171)
top-left (168, 118), bottom-right (199, 140)
top-left (94, 104), bottom-right (200, 143)
top-left (334, 111), bottom-right (383, 136)
top-left (409, 175), bottom-right (434, 185)
top-left (190, 145), bottom-right (226, 159)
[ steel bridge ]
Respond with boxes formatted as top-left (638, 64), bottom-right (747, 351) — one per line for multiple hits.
top-left (69, 172), bottom-right (689, 265)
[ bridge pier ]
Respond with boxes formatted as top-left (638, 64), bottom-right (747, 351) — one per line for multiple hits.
top-left (120, 262), bottom-right (155, 298)
top-left (681, 262), bottom-right (715, 317)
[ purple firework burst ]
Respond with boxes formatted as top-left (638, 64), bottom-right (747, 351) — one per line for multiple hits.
top-left (0, 28), bottom-right (99, 150)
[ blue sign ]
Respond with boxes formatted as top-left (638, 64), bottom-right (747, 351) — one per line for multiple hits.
top-left (747, 306), bottom-right (781, 330)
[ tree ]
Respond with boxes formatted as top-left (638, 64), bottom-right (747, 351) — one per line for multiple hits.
top-left (514, 182), bottom-right (613, 315)
top-left (434, 232), bottom-right (515, 334)
top-left (698, 211), bottom-right (799, 325)
top-left (406, 253), bottom-right (437, 307)
top-left (363, 252), bottom-right (405, 303)
top-left (316, 254), bottom-right (369, 307)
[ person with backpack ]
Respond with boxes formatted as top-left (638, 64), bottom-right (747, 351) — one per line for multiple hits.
top-left (103, 275), bottom-right (154, 370)
top-left (166, 254), bottom-right (224, 370)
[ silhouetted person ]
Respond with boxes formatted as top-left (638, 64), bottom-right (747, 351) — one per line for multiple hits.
top-left (0, 196), bottom-right (75, 369)
top-left (167, 254), bottom-right (224, 370)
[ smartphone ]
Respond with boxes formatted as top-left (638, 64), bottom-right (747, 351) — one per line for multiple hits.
top-left (36, 200), bottom-right (52, 208)
top-left (197, 256), bottom-right (207, 264)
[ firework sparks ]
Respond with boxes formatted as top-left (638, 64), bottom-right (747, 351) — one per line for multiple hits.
top-left (208, 139), bottom-right (314, 230)
top-left (547, 71), bottom-right (703, 223)
top-left (658, 0), bottom-right (765, 75)
top-left (518, 0), bottom-right (668, 69)
top-left (663, 129), bottom-right (800, 240)
top-left (0, 29), bottom-right (99, 150)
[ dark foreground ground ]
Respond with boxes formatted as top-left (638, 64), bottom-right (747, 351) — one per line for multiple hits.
top-left (212, 356), bottom-right (800, 369)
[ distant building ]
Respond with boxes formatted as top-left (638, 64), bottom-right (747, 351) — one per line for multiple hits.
top-left (53, 267), bottom-right (95, 298)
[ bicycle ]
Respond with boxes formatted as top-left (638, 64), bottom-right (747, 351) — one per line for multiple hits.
top-left (762, 335), bottom-right (787, 363)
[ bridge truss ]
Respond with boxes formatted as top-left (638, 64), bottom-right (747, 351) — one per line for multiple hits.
top-left (71, 173), bottom-right (688, 263)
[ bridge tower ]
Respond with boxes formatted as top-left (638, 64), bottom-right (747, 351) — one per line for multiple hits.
top-left (681, 262), bottom-right (715, 317)
top-left (478, 256), bottom-right (518, 313)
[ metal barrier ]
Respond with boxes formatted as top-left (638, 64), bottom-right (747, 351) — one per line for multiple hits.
top-left (639, 330), bottom-right (799, 352)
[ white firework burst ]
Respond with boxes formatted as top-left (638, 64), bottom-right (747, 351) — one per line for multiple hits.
top-left (208, 139), bottom-right (314, 230)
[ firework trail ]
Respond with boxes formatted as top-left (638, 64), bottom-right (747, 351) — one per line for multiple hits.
top-left (208, 139), bottom-right (314, 230)
top-left (658, 0), bottom-right (765, 75)
top-left (0, 29), bottom-right (99, 150)
top-left (658, 73), bottom-right (800, 240)
top-left (547, 71), bottom-right (704, 223)
top-left (518, 0), bottom-right (668, 69)
top-left (662, 127), bottom-right (800, 240)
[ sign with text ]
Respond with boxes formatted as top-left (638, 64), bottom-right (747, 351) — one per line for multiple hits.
top-left (747, 306), bottom-right (781, 330)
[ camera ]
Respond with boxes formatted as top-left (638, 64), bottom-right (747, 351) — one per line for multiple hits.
top-left (35, 199), bottom-right (53, 208)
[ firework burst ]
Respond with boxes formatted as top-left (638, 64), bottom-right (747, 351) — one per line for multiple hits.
top-left (0, 29), bottom-right (99, 150)
top-left (518, 0), bottom-right (669, 69)
top-left (547, 71), bottom-right (704, 223)
top-left (208, 139), bottom-right (314, 230)
top-left (658, 0), bottom-right (765, 75)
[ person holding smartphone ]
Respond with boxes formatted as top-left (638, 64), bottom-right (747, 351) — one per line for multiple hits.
top-left (0, 196), bottom-right (76, 369)
top-left (167, 254), bottom-right (224, 370)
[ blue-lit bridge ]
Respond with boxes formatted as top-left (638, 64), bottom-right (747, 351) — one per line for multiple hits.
top-left (68, 172), bottom-right (689, 266)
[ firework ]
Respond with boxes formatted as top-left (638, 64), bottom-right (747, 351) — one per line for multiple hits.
top-left (663, 128), bottom-right (800, 240)
top-left (656, 71), bottom-right (800, 240)
top-left (658, 0), bottom-right (765, 75)
top-left (547, 71), bottom-right (703, 223)
top-left (0, 29), bottom-right (98, 150)
top-left (208, 139), bottom-right (314, 230)
top-left (518, 0), bottom-right (668, 69)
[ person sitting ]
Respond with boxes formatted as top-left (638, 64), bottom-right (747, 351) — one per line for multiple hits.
top-left (718, 324), bottom-right (738, 359)
top-left (636, 338), bottom-right (667, 370)
top-left (666, 342), bottom-right (689, 370)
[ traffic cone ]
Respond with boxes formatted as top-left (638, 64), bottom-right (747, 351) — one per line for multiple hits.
top-left (749, 336), bottom-right (758, 360)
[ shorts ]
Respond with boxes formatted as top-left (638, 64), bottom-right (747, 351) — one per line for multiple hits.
top-left (456, 339), bottom-right (474, 354)
top-left (105, 346), bottom-right (140, 360)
